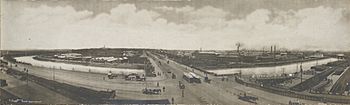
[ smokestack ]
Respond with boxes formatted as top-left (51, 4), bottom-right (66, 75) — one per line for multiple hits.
top-left (271, 46), bottom-right (273, 54)
top-left (273, 45), bottom-right (276, 59)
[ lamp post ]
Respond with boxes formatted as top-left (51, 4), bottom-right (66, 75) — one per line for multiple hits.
top-left (52, 66), bottom-right (55, 80)
top-left (300, 62), bottom-right (303, 83)
top-left (181, 89), bottom-right (184, 97)
top-left (26, 68), bottom-right (29, 85)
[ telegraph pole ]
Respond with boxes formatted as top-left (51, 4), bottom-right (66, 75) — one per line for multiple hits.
top-left (181, 89), bottom-right (184, 97)
top-left (26, 68), bottom-right (29, 85)
top-left (52, 66), bottom-right (55, 80)
top-left (300, 62), bottom-right (303, 83)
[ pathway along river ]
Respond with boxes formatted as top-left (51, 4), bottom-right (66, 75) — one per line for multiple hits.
top-left (14, 56), bottom-right (144, 75)
top-left (208, 58), bottom-right (338, 75)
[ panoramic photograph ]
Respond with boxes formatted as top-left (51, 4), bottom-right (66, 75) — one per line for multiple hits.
top-left (1, 0), bottom-right (350, 104)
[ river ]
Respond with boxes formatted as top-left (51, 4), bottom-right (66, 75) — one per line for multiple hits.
top-left (14, 56), bottom-right (144, 75)
top-left (207, 58), bottom-right (338, 75)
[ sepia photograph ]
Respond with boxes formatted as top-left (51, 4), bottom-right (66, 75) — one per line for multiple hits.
top-left (1, 0), bottom-right (350, 104)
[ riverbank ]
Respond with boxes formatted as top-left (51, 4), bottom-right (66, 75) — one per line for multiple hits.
top-left (154, 51), bottom-right (330, 70)
top-left (33, 56), bottom-right (144, 69)
top-left (207, 58), bottom-right (338, 75)
top-left (199, 57), bottom-right (330, 70)
top-left (14, 56), bottom-right (145, 75)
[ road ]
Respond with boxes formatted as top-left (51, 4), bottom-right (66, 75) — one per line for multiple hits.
top-left (6, 58), bottom-right (190, 102)
top-left (7, 63), bottom-right (176, 100)
top-left (146, 52), bottom-right (250, 104)
top-left (147, 51), bottom-right (329, 104)
top-left (0, 69), bottom-right (77, 104)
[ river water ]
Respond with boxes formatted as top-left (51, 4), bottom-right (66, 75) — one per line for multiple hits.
top-left (14, 56), bottom-right (144, 75)
top-left (207, 58), bottom-right (338, 75)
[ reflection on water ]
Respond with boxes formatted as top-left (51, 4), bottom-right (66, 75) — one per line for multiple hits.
top-left (208, 58), bottom-right (338, 75)
top-left (15, 56), bottom-right (144, 74)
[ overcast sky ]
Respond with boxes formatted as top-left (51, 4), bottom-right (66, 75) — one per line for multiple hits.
top-left (1, 0), bottom-right (350, 51)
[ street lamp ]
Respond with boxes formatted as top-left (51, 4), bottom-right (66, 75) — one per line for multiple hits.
top-left (26, 69), bottom-right (29, 85)
top-left (52, 66), bottom-right (55, 80)
top-left (181, 89), bottom-right (184, 97)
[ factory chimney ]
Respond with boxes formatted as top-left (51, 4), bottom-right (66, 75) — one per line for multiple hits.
top-left (270, 46), bottom-right (273, 54)
top-left (273, 45), bottom-right (276, 59)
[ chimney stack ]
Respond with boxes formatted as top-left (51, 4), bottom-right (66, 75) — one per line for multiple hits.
top-left (273, 45), bottom-right (276, 59)
top-left (270, 46), bottom-right (273, 54)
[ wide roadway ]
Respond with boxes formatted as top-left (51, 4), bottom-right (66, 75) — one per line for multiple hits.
top-left (147, 51), bottom-right (328, 104)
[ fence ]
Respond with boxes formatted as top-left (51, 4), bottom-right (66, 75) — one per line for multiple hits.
top-left (235, 76), bottom-right (350, 104)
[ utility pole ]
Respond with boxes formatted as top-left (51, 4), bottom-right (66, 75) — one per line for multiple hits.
top-left (52, 66), bottom-right (55, 80)
top-left (300, 62), bottom-right (303, 83)
top-left (236, 42), bottom-right (243, 73)
top-left (239, 70), bottom-right (242, 78)
top-left (26, 68), bottom-right (29, 85)
top-left (236, 42), bottom-right (243, 54)
top-left (181, 89), bottom-right (184, 97)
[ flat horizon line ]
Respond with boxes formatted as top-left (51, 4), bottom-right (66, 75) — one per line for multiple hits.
top-left (1, 47), bottom-right (350, 53)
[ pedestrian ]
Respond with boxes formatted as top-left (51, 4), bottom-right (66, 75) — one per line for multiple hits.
top-left (171, 97), bottom-right (174, 104)
top-left (112, 90), bottom-right (116, 98)
top-left (157, 82), bottom-right (159, 87)
top-left (162, 86), bottom-right (165, 92)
